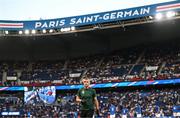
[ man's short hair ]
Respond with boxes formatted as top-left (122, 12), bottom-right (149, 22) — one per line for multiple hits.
top-left (81, 76), bottom-right (90, 83)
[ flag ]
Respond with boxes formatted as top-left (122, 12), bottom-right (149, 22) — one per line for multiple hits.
top-left (0, 22), bottom-right (23, 28)
top-left (156, 3), bottom-right (180, 12)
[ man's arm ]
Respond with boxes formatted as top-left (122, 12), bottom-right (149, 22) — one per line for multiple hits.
top-left (94, 97), bottom-right (99, 110)
top-left (76, 95), bottom-right (82, 103)
top-left (94, 97), bottom-right (100, 116)
top-left (76, 89), bottom-right (82, 103)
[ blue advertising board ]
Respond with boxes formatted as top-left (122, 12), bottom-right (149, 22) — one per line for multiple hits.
top-left (0, 1), bottom-right (179, 30)
top-left (0, 78), bottom-right (179, 91)
top-left (56, 78), bottom-right (180, 90)
top-left (0, 87), bottom-right (24, 91)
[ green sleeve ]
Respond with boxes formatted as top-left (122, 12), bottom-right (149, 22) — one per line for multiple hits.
top-left (77, 89), bottom-right (81, 97)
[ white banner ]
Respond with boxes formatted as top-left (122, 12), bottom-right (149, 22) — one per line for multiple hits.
top-left (69, 73), bottom-right (81, 78)
top-left (7, 76), bottom-right (17, 80)
top-left (146, 66), bottom-right (158, 71)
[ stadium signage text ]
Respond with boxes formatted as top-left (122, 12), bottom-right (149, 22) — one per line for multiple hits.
top-left (34, 7), bottom-right (151, 29)
top-left (1, 1), bottom-right (180, 30)
top-left (1, 112), bottom-right (20, 116)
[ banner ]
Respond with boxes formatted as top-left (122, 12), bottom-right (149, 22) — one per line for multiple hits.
top-left (146, 66), bottom-right (158, 71)
top-left (1, 112), bottom-right (20, 116)
top-left (56, 78), bottom-right (180, 90)
top-left (69, 73), bottom-right (81, 78)
top-left (0, 1), bottom-right (179, 30)
top-left (7, 76), bottom-right (17, 80)
top-left (0, 87), bottom-right (24, 91)
top-left (0, 78), bottom-right (179, 91)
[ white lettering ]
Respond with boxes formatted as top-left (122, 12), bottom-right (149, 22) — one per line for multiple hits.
top-left (35, 22), bottom-right (42, 28)
top-left (93, 15), bottom-right (100, 21)
top-left (59, 19), bottom-right (65, 26)
top-left (70, 18), bottom-right (76, 25)
top-left (117, 12), bottom-right (124, 18)
top-left (110, 12), bottom-right (117, 19)
top-left (55, 20), bottom-right (59, 27)
top-left (34, 7), bottom-right (151, 29)
top-left (82, 17), bottom-right (86, 23)
top-left (49, 21), bottom-right (55, 27)
top-left (142, 7), bottom-right (150, 14)
top-left (41, 22), bottom-right (48, 28)
top-left (132, 10), bottom-right (139, 16)
top-left (124, 10), bottom-right (132, 17)
top-left (86, 16), bottom-right (93, 22)
top-left (103, 13), bottom-right (110, 20)
top-left (76, 18), bottom-right (83, 24)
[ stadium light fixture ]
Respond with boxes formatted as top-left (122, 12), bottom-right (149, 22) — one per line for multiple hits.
top-left (64, 27), bottom-right (70, 32)
top-left (31, 30), bottom-right (36, 34)
top-left (5, 31), bottom-right (8, 34)
top-left (155, 13), bottom-right (163, 20)
top-left (60, 28), bottom-right (65, 32)
top-left (66, 27), bottom-right (71, 31)
top-left (49, 29), bottom-right (53, 33)
top-left (25, 30), bottom-right (29, 34)
top-left (149, 16), bottom-right (153, 20)
top-left (19, 31), bottom-right (23, 34)
top-left (61, 27), bottom-right (71, 32)
top-left (42, 29), bottom-right (46, 33)
top-left (71, 26), bottom-right (75, 31)
top-left (166, 11), bottom-right (176, 18)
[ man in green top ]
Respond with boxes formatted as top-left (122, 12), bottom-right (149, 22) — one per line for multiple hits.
top-left (76, 77), bottom-right (100, 118)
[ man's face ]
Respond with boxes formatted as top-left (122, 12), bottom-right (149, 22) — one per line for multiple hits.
top-left (82, 79), bottom-right (90, 87)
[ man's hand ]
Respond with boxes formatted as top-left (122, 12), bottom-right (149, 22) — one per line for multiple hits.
top-left (76, 96), bottom-right (84, 103)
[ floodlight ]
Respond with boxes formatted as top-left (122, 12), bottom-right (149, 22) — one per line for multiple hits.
top-left (31, 30), bottom-right (36, 34)
top-left (5, 31), bottom-right (8, 34)
top-left (19, 31), bottom-right (23, 34)
top-left (155, 13), bottom-right (163, 20)
top-left (25, 30), bottom-right (29, 34)
top-left (42, 29), bottom-right (46, 33)
top-left (166, 11), bottom-right (176, 18)
top-left (49, 29), bottom-right (53, 33)
top-left (71, 26), bottom-right (75, 31)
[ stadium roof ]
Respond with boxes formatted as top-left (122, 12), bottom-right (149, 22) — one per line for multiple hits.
top-left (0, 17), bottom-right (179, 60)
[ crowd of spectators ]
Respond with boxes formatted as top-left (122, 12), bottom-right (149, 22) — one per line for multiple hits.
top-left (0, 88), bottom-right (179, 117)
top-left (0, 44), bottom-right (179, 86)
top-left (97, 88), bottom-right (180, 117)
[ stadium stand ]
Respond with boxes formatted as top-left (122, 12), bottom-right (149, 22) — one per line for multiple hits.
top-left (0, 1), bottom-right (180, 117)
top-left (0, 42), bottom-right (179, 86)
top-left (0, 87), bottom-right (179, 117)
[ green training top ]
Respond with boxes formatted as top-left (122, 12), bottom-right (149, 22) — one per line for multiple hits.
top-left (77, 87), bottom-right (96, 110)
